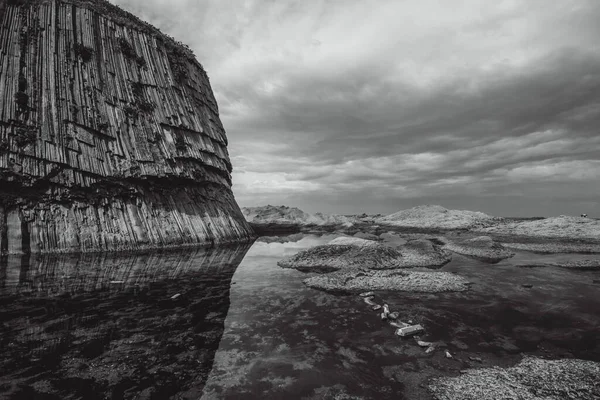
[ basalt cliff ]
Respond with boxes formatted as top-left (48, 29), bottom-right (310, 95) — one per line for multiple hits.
top-left (0, 0), bottom-right (254, 253)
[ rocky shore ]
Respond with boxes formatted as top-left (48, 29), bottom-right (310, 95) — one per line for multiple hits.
top-left (428, 356), bottom-right (600, 400)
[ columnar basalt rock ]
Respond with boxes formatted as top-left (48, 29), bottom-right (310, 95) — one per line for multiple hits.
top-left (0, 0), bottom-right (254, 253)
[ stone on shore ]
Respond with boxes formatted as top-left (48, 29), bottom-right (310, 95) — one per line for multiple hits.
top-left (428, 356), bottom-right (600, 400)
top-left (303, 269), bottom-right (470, 293)
top-left (442, 236), bottom-right (514, 263)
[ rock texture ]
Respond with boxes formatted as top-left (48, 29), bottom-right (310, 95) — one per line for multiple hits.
top-left (396, 238), bottom-right (453, 268)
top-left (477, 216), bottom-right (600, 239)
top-left (377, 205), bottom-right (500, 230)
top-left (304, 268), bottom-right (470, 293)
top-left (277, 237), bottom-right (453, 272)
top-left (0, 0), bottom-right (253, 254)
top-left (277, 238), bottom-right (404, 273)
top-left (428, 356), bottom-right (600, 400)
top-left (442, 236), bottom-right (514, 263)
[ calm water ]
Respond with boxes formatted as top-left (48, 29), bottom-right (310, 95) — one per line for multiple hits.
top-left (1, 235), bottom-right (599, 399)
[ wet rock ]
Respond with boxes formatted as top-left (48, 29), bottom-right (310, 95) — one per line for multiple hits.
top-left (428, 356), bottom-right (600, 400)
top-left (445, 350), bottom-right (453, 359)
top-left (390, 321), bottom-right (410, 329)
top-left (359, 291), bottom-right (375, 297)
top-left (425, 346), bottom-right (436, 354)
top-left (388, 311), bottom-right (400, 320)
top-left (417, 340), bottom-right (433, 347)
top-left (372, 305), bottom-right (382, 311)
top-left (380, 304), bottom-right (391, 319)
top-left (469, 356), bottom-right (482, 363)
top-left (395, 239), bottom-right (453, 268)
top-left (277, 240), bottom-right (404, 272)
top-left (442, 236), bottom-right (514, 263)
top-left (304, 269), bottom-right (471, 293)
top-left (170, 293), bottom-right (181, 300)
top-left (363, 296), bottom-right (378, 306)
top-left (396, 325), bottom-right (424, 337)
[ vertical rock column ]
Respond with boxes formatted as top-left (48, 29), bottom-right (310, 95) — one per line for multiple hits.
top-left (0, 0), bottom-right (255, 254)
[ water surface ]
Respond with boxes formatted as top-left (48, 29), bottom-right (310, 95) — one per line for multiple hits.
top-left (1, 235), bottom-right (599, 399)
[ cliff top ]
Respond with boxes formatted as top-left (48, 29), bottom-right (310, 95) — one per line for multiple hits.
top-left (1, 0), bottom-right (202, 70)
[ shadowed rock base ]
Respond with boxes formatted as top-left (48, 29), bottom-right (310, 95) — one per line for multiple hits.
top-left (0, 183), bottom-right (254, 254)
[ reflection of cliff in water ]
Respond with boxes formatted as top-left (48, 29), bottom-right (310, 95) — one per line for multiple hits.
top-left (0, 243), bottom-right (253, 400)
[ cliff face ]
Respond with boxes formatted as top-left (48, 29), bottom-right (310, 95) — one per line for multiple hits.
top-left (0, 0), bottom-right (254, 253)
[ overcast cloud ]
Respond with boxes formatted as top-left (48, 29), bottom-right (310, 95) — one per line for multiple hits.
top-left (112, 0), bottom-right (600, 217)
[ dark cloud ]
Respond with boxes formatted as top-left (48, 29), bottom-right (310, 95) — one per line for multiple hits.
top-left (111, 0), bottom-right (600, 216)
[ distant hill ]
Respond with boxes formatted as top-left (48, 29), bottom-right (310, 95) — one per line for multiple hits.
top-left (376, 205), bottom-right (501, 230)
top-left (242, 205), bottom-right (355, 227)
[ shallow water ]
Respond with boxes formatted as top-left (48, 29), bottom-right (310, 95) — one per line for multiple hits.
top-left (1, 235), bottom-right (599, 399)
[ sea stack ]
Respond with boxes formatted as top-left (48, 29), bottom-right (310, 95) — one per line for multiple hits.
top-left (0, 0), bottom-right (254, 253)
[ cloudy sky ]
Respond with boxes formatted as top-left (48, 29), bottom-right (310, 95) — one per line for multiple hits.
top-left (112, 0), bottom-right (600, 217)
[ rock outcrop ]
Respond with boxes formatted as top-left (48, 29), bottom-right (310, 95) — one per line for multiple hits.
top-left (377, 205), bottom-right (500, 230)
top-left (277, 238), bottom-right (404, 273)
top-left (428, 356), bottom-right (600, 400)
top-left (396, 238), bottom-right (453, 268)
top-left (277, 237), bottom-right (453, 272)
top-left (476, 216), bottom-right (600, 240)
top-left (442, 236), bottom-right (514, 263)
top-left (0, 0), bottom-right (253, 253)
top-left (304, 268), bottom-right (470, 293)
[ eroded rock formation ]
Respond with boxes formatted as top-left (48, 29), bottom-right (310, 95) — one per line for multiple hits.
top-left (0, 0), bottom-right (253, 253)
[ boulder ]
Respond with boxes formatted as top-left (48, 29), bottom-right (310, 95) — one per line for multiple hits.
top-left (277, 242), bottom-right (404, 272)
top-left (396, 239), bottom-right (453, 268)
top-left (443, 236), bottom-right (514, 263)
